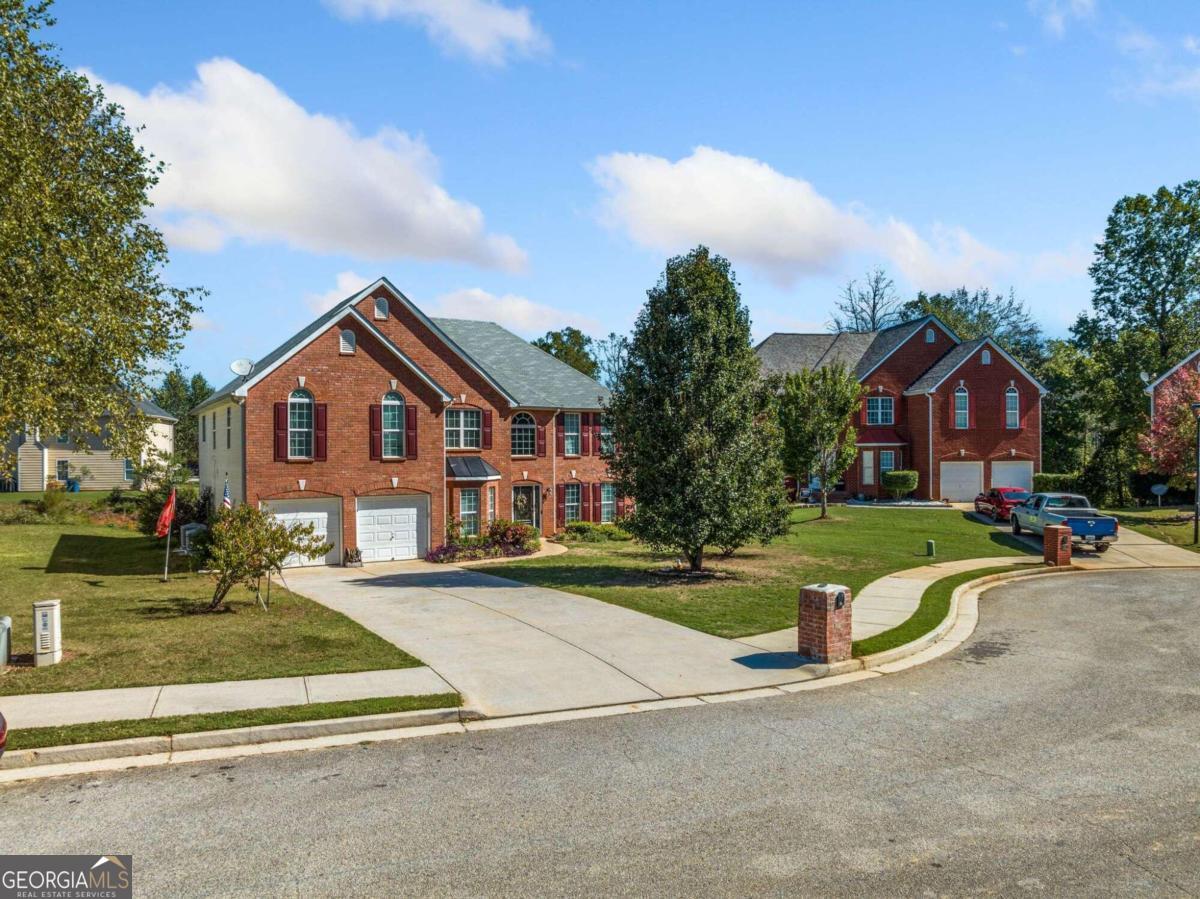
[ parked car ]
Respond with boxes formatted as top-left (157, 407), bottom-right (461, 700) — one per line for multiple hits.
top-left (1009, 493), bottom-right (1119, 553)
top-left (974, 487), bottom-right (1031, 521)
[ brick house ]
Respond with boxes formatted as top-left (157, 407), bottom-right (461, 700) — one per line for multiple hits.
top-left (756, 315), bottom-right (1046, 501)
top-left (1144, 346), bottom-right (1200, 424)
top-left (194, 277), bottom-right (618, 566)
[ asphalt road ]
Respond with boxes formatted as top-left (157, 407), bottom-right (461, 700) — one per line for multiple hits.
top-left (4, 569), bottom-right (1199, 897)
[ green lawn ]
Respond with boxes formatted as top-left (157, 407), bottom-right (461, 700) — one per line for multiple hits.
top-left (1107, 506), bottom-right (1199, 552)
top-left (0, 490), bottom-right (142, 505)
top-left (487, 507), bottom-right (1035, 638)
top-left (5, 692), bottom-right (461, 751)
top-left (0, 524), bottom-right (418, 695)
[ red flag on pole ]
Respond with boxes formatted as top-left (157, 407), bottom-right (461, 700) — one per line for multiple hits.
top-left (155, 488), bottom-right (177, 538)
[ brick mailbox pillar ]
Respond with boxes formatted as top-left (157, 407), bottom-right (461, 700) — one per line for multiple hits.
top-left (1043, 524), bottom-right (1072, 567)
top-left (798, 583), bottom-right (853, 663)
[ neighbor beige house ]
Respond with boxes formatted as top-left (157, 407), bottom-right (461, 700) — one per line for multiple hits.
top-left (4, 400), bottom-right (177, 492)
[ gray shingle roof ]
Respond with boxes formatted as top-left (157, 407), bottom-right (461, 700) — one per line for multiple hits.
top-left (137, 399), bottom-right (177, 422)
top-left (432, 318), bottom-right (610, 410)
top-left (754, 318), bottom-right (932, 381)
top-left (903, 338), bottom-right (987, 394)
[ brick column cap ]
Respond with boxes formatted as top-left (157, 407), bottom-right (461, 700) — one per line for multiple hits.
top-left (801, 583), bottom-right (851, 596)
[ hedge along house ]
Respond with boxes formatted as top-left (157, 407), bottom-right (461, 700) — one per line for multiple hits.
top-left (756, 315), bottom-right (1046, 501)
top-left (193, 277), bottom-right (621, 567)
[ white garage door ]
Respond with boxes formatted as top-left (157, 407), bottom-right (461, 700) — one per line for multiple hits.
top-left (263, 498), bottom-right (341, 567)
top-left (356, 495), bottom-right (429, 563)
top-left (940, 462), bottom-right (984, 502)
top-left (991, 460), bottom-right (1034, 492)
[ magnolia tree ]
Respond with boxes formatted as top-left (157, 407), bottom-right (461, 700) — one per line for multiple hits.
top-left (778, 364), bottom-right (863, 518)
top-left (204, 505), bottom-right (330, 611)
top-left (1140, 366), bottom-right (1200, 488)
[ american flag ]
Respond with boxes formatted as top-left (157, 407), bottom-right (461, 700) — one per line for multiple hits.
top-left (222, 479), bottom-right (232, 509)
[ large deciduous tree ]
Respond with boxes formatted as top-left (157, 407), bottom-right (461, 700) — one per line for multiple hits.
top-left (531, 327), bottom-right (599, 379)
top-left (899, 287), bottom-right (1045, 367)
top-left (151, 367), bottom-right (213, 469)
top-left (777, 364), bottom-right (862, 518)
top-left (593, 331), bottom-right (629, 389)
top-left (831, 266), bottom-right (901, 332)
top-left (606, 247), bottom-right (789, 571)
top-left (1139, 366), bottom-right (1200, 487)
top-left (0, 1), bottom-right (201, 474)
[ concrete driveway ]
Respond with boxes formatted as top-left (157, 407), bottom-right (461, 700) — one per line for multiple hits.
top-left (285, 562), bottom-right (829, 716)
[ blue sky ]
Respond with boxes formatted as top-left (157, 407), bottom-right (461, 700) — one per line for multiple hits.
top-left (49, 0), bottom-right (1200, 386)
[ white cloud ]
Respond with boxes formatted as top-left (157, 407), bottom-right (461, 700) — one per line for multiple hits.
top-left (189, 312), bottom-right (221, 332)
top-left (324, 0), bottom-right (548, 66)
top-left (92, 59), bottom-right (526, 271)
top-left (306, 270), bottom-right (374, 314)
top-left (426, 287), bottom-right (599, 336)
top-left (1028, 0), bottom-right (1094, 38)
top-left (1030, 243), bottom-right (1093, 281)
top-left (591, 146), bottom-right (1009, 292)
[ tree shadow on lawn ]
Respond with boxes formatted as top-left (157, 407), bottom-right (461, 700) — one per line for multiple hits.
top-left (135, 595), bottom-right (228, 618)
top-left (44, 533), bottom-right (164, 576)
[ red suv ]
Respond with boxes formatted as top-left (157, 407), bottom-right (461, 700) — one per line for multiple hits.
top-left (974, 487), bottom-right (1031, 522)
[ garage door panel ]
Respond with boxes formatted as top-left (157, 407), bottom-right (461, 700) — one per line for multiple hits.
top-left (263, 498), bottom-right (341, 567)
top-left (940, 462), bottom-right (983, 502)
top-left (991, 461), bottom-right (1034, 492)
top-left (356, 495), bottom-right (428, 563)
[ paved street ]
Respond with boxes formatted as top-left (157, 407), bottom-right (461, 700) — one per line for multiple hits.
top-left (4, 569), bottom-right (1199, 896)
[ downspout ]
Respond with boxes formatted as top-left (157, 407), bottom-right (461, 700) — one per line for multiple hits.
top-left (442, 398), bottom-right (453, 548)
top-left (237, 397), bottom-right (246, 508)
top-left (927, 392), bottom-right (934, 501)
top-left (550, 408), bottom-right (560, 535)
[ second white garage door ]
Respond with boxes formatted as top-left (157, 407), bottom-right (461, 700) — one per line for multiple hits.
top-left (262, 498), bottom-right (342, 567)
top-left (356, 495), bottom-right (429, 563)
top-left (991, 460), bottom-right (1034, 492)
top-left (940, 462), bottom-right (984, 501)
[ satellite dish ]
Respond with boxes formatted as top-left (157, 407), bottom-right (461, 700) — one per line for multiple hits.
top-left (1151, 484), bottom-right (1169, 497)
top-left (1140, 371), bottom-right (1151, 384)
top-left (229, 358), bottom-right (254, 378)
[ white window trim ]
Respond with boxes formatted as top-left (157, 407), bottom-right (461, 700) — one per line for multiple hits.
top-left (862, 450), bottom-right (875, 486)
top-left (460, 488), bottom-right (480, 537)
top-left (1005, 387), bottom-right (1020, 430)
top-left (563, 413), bottom-right (581, 456)
top-left (954, 387), bottom-right (969, 430)
top-left (487, 485), bottom-right (497, 523)
top-left (981, 349), bottom-right (992, 365)
top-left (600, 483), bottom-right (616, 523)
top-left (124, 458), bottom-right (135, 480)
top-left (866, 396), bottom-right (895, 426)
top-left (373, 297), bottom-right (389, 320)
top-left (564, 482), bottom-right (581, 522)
top-left (382, 392), bottom-right (405, 458)
top-left (56, 459), bottom-right (70, 482)
top-left (511, 412), bottom-right (536, 457)
top-left (339, 328), bottom-right (356, 354)
top-left (289, 390), bottom-right (314, 459)
top-left (880, 450), bottom-right (896, 473)
top-left (445, 408), bottom-right (482, 450)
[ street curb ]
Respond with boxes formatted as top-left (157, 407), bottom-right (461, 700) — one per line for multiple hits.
top-left (0, 706), bottom-right (481, 772)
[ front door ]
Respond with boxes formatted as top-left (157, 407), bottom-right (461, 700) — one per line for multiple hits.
top-left (512, 485), bottom-right (540, 530)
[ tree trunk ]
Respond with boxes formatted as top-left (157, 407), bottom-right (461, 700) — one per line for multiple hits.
top-left (208, 579), bottom-right (233, 612)
top-left (820, 486), bottom-right (828, 519)
top-left (687, 548), bottom-right (704, 571)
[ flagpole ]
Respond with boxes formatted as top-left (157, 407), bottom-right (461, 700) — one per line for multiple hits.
top-left (162, 524), bottom-right (172, 583)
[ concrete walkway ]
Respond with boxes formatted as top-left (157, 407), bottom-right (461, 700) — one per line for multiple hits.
top-left (738, 555), bottom-right (1038, 655)
top-left (285, 563), bottom-right (837, 717)
top-left (0, 666), bottom-right (454, 730)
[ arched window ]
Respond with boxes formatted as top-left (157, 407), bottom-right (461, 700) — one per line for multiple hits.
top-left (511, 412), bottom-right (536, 456)
top-left (339, 329), bottom-right (356, 354)
top-left (925, 328), bottom-right (936, 343)
top-left (382, 392), bottom-right (405, 457)
top-left (981, 349), bottom-right (992, 365)
top-left (288, 389), bottom-right (314, 458)
top-left (1005, 386), bottom-right (1020, 429)
top-left (953, 386), bottom-right (969, 430)
top-left (374, 297), bottom-right (388, 320)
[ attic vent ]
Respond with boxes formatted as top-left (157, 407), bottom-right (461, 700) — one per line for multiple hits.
top-left (340, 329), bottom-right (356, 354)
top-left (374, 297), bottom-right (388, 320)
top-left (981, 349), bottom-right (992, 365)
top-left (925, 328), bottom-right (935, 343)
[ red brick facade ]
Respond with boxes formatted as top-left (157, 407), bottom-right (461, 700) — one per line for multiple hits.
top-left (236, 283), bottom-right (612, 563)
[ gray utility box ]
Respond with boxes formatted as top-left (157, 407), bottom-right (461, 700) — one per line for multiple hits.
top-left (0, 615), bottom-right (10, 666)
top-left (34, 599), bottom-right (62, 667)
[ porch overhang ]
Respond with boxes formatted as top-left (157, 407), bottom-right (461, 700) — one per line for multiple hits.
top-left (446, 456), bottom-right (502, 481)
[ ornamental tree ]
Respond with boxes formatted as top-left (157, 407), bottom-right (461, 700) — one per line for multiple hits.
top-left (0, 1), bottom-right (202, 475)
top-left (777, 364), bottom-right (863, 518)
top-left (1139, 365), bottom-right (1200, 488)
top-left (605, 247), bottom-right (790, 571)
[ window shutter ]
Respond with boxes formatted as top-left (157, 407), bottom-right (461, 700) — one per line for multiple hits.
top-left (556, 484), bottom-right (566, 528)
top-left (581, 482), bottom-right (591, 521)
top-left (891, 394), bottom-right (901, 427)
top-left (555, 413), bottom-right (565, 456)
top-left (969, 392), bottom-right (976, 429)
top-left (592, 482), bottom-right (602, 522)
top-left (580, 413), bottom-right (591, 455)
top-left (861, 399), bottom-right (868, 426)
top-left (405, 405), bottom-right (418, 460)
top-left (616, 494), bottom-right (626, 517)
top-left (274, 402), bottom-right (288, 461)
top-left (536, 423), bottom-right (546, 457)
top-left (593, 416), bottom-right (602, 455)
top-left (369, 404), bottom-right (382, 460)
top-left (314, 404), bottom-right (328, 461)
top-left (949, 392), bottom-right (957, 429)
top-left (482, 410), bottom-right (493, 450)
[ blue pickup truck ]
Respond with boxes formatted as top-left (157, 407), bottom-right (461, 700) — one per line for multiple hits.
top-left (1009, 493), bottom-right (1119, 553)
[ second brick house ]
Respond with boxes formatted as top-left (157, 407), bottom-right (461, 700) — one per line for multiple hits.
top-left (194, 277), bottom-right (618, 566)
top-left (756, 315), bottom-right (1046, 501)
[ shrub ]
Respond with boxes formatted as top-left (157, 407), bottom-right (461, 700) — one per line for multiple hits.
top-left (486, 518), bottom-right (541, 553)
top-left (558, 520), bottom-right (633, 542)
top-left (426, 518), bottom-right (541, 563)
top-left (36, 484), bottom-right (72, 520)
top-left (1033, 472), bottom-right (1077, 493)
top-left (881, 470), bottom-right (919, 500)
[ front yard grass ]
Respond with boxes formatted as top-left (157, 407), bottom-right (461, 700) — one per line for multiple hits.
top-left (0, 524), bottom-right (418, 696)
top-left (1107, 506), bottom-right (1199, 552)
top-left (487, 506), bottom-right (1034, 638)
top-left (5, 692), bottom-right (461, 751)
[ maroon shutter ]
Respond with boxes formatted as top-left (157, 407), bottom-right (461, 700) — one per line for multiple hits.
top-left (482, 410), bottom-right (493, 450)
top-left (949, 391), bottom-right (957, 429)
top-left (555, 413), bottom-right (565, 456)
top-left (556, 484), bottom-right (566, 528)
top-left (592, 416), bottom-right (602, 455)
top-left (891, 393), bottom-right (900, 427)
top-left (405, 405), bottom-right (418, 459)
top-left (314, 404), bottom-right (328, 461)
top-left (536, 423), bottom-right (546, 457)
top-left (580, 413), bottom-right (591, 455)
top-left (274, 402), bottom-right (288, 461)
top-left (968, 391), bottom-right (976, 429)
top-left (369, 404), bottom-right (382, 460)
top-left (592, 482), bottom-right (602, 522)
top-left (861, 398), bottom-right (869, 426)
top-left (581, 482), bottom-right (591, 521)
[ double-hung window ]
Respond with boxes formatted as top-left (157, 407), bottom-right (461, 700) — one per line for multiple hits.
top-left (382, 392), bottom-right (405, 457)
top-left (879, 451), bottom-right (896, 474)
top-left (288, 389), bottom-right (314, 458)
top-left (1005, 387), bottom-right (1020, 429)
top-left (600, 484), bottom-right (616, 523)
top-left (487, 485), bottom-right (497, 523)
top-left (598, 416), bottom-right (613, 455)
top-left (460, 488), bottom-right (480, 537)
top-left (866, 396), bottom-right (894, 426)
top-left (56, 460), bottom-right (69, 482)
top-left (563, 413), bottom-right (581, 456)
top-left (564, 483), bottom-right (581, 523)
top-left (124, 458), bottom-right (135, 480)
top-left (511, 412), bottom-right (536, 456)
top-left (445, 409), bottom-right (481, 449)
top-left (953, 387), bottom-right (969, 430)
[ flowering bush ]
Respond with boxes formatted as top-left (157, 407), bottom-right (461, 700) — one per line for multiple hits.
top-left (425, 518), bottom-right (540, 563)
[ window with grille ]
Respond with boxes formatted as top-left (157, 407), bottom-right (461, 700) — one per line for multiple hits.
top-left (445, 408), bottom-right (482, 449)
top-left (564, 483), bottom-right (580, 522)
top-left (563, 413), bottom-right (581, 455)
top-left (1005, 387), bottom-right (1020, 429)
top-left (383, 392), bottom-right (405, 457)
top-left (600, 483), bottom-right (616, 523)
top-left (511, 412), bottom-right (536, 456)
top-left (289, 389), bottom-right (314, 458)
top-left (460, 488), bottom-right (480, 536)
top-left (866, 396), bottom-right (894, 426)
